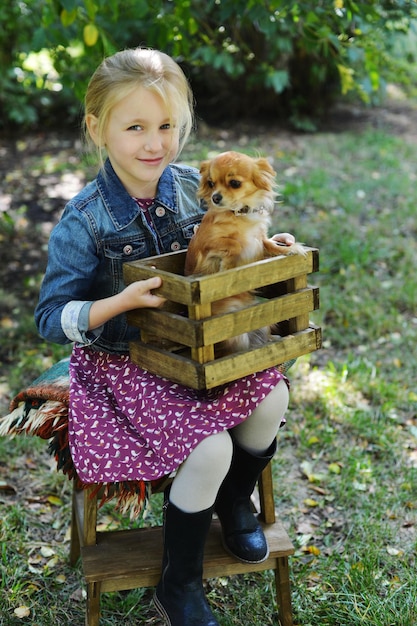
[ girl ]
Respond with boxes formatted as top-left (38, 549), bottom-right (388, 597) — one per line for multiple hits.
top-left (35, 48), bottom-right (294, 626)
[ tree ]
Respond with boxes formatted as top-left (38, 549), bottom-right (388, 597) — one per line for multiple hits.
top-left (1, 0), bottom-right (416, 130)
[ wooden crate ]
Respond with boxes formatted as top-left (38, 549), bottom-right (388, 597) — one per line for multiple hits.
top-left (123, 248), bottom-right (321, 390)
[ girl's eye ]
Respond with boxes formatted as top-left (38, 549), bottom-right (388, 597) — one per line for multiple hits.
top-left (161, 123), bottom-right (171, 130)
top-left (230, 180), bottom-right (241, 189)
top-left (128, 124), bottom-right (142, 131)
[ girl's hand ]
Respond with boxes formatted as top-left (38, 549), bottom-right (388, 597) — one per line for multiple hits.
top-left (88, 276), bottom-right (166, 330)
top-left (123, 276), bottom-right (166, 310)
top-left (270, 233), bottom-right (296, 247)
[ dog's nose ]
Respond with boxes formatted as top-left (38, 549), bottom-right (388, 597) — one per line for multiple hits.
top-left (212, 193), bottom-right (222, 205)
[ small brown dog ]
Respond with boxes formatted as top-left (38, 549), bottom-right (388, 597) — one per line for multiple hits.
top-left (185, 151), bottom-right (305, 355)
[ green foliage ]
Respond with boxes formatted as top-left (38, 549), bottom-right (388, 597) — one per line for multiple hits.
top-left (1, 0), bottom-right (417, 130)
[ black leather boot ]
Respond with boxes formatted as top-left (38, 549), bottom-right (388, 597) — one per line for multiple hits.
top-left (215, 439), bottom-right (277, 563)
top-left (154, 501), bottom-right (219, 626)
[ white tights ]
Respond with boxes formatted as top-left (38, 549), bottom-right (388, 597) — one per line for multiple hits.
top-left (169, 379), bottom-right (289, 513)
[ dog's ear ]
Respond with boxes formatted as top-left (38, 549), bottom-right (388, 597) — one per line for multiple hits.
top-left (198, 160), bottom-right (212, 199)
top-left (252, 158), bottom-right (276, 190)
top-left (199, 160), bottom-right (211, 180)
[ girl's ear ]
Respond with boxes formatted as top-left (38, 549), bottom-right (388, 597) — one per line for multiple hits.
top-left (85, 114), bottom-right (101, 146)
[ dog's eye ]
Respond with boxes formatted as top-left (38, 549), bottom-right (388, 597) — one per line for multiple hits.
top-left (207, 180), bottom-right (215, 188)
top-left (229, 180), bottom-right (241, 189)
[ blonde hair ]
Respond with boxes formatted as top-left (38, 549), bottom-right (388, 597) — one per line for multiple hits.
top-left (84, 48), bottom-right (194, 167)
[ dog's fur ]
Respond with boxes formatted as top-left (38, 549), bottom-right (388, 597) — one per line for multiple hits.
top-left (184, 151), bottom-right (305, 356)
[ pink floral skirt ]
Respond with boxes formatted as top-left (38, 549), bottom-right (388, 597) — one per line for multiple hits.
top-left (68, 345), bottom-right (288, 484)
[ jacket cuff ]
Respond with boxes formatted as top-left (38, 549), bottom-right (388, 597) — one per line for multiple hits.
top-left (61, 300), bottom-right (103, 345)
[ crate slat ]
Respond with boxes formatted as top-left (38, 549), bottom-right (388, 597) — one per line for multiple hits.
top-left (124, 249), bottom-right (319, 305)
top-left (129, 325), bottom-right (321, 390)
top-left (127, 287), bottom-right (319, 348)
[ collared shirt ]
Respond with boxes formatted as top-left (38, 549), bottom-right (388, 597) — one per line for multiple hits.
top-left (35, 159), bottom-right (204, 354)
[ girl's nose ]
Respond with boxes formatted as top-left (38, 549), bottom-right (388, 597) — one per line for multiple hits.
top-left (144, 131), bottom-right (163, 152)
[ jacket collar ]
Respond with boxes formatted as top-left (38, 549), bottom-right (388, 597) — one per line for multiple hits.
top-left (96, 159), bottom-right (178, 231)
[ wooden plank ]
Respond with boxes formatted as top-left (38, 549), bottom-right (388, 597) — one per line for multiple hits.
top-left (200, 288), bottom-right (318, 345)
top-left (126, 308), bottom-right (201, 346)
top-left (258, 464), bottom-right (276, 525)
top-left (189, 303), bottom-right (215, 363)
top-left (126, 287), bottom-right (318, 348)
top-left (275, 557), bottom-right (294, 626)
top-left (129, 325), bottom-right (322, 390)
top-left (124, 249), bottom-right (186, 274)
top-left (128, 341), bottom-right (204, 389)
top-left (284, 274), bottom-right (309, 333)
top-left (202, 326), bottom-right (322, 388)
top-left (196, 251), bottom-right (317, 305)
top-left (124, 249), bottom-right (319, 306)
top-left (123, 261), bottom-right (198, 305)
top-left (83, 488), bottom-right (98, 546)
top-left (82, 519), bottom-right (294, 591)
top-left (70, 489), bottom-right (81, 565)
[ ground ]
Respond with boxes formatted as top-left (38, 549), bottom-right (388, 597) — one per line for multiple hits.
top-left (1, 97), bottom-right (417, 625)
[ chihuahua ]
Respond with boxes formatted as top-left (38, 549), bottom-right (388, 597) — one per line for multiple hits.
top-left (185, 151), bottom-right (305, 355)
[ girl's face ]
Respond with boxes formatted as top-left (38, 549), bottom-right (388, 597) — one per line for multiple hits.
top-left (88, 86), bottom-right (180, 198)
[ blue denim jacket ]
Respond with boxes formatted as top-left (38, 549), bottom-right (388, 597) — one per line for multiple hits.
top-left (35, 159), bottom-right (204, 354)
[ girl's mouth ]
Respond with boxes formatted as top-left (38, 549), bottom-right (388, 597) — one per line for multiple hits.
top-left (139, 157), bottom-right (164, 166)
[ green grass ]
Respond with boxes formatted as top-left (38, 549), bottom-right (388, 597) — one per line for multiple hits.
top-left (1, 103), bottom-right (417, 624)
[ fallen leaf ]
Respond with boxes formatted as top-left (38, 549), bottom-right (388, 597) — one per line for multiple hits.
top-left (0, 480), bottom-right (17, 495)
top-left (300, 461), bottom-right (323, 483)
top-left (296, 521), bottom-right (317, 534)
top-left (304, 498), bottom-right (319, 507)
top-left (402, 520), bottom-right (415, 528)
top-left (40, 546), bottom-right (55, 558)
top-left (310, 485), bottom-right (328, 495)
top-left (47, 495), bottom-right (63, 506)
top-left (328, 462), bottom-right (341, 474)
top-left (14, 606), bottom-right (30, 618)
top-left (306, 571), bottom-right (322, 586)
top-left (303, 545), bottom-right (321, 556)
top-left (45, 556), bottom-right (59, 569)
top-left (386, 546), bottom-right (404, 557)
top-left (28, 554), bottom-right (43, 565)
top-left (70, 587), bottom-right (85, 602)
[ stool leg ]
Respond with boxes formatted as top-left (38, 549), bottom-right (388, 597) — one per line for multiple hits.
top-left (275, 556), bottom-right (293, 626)
top-left (86, 581), bottom-right (101, 626)
top-left (70, 487), bottom-right (81, 566)
top-left (258, 463), bottom-right (276, 524)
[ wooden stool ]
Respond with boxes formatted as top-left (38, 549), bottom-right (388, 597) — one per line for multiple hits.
top-left (70, 462), bottom-right (294, 626)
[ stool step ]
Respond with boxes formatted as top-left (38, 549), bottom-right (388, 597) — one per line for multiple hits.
top-left (81, 519), bottom-right (294, 594)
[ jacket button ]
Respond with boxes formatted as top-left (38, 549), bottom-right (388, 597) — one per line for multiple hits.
top-left (123, 244), bottom-right (133, 255)
top-left (155, 206), bottom-right (166, 217)
top-left (171, 241), bottom-right (181, 251)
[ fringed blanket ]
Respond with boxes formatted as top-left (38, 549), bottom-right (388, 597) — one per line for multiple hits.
top-left (1, 357), bottom-right (296, 519)
top-left (0, 358), bottom-right (167, 519)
